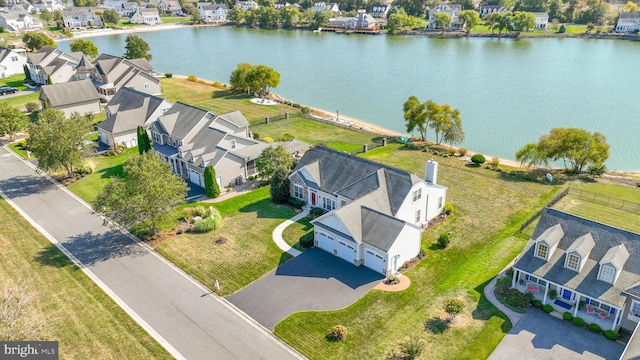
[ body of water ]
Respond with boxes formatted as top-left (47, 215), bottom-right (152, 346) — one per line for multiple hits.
top-left (59, 27), bottom-right (640, 171)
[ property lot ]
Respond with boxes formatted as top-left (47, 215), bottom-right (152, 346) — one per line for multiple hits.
top-left (489, 309), bottom-right (624, 360)
top-left (227, 248), bottom-right (383, 329)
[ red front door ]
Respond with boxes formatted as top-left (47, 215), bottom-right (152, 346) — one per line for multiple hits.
top-left (311, 192), bottom-right (317, 206)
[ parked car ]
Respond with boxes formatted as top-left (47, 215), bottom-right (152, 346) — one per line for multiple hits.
top-left (0, 87), bottom-right (18, 95)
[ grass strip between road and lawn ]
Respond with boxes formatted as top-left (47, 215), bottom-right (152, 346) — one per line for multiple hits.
top-left (0, 199), bottom-right (172, 360)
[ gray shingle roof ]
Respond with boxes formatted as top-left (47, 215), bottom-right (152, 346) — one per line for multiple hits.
top-left (538, 223), bottom-right (563, 247)
top-left (96, 87), bottom-right (170, 134)
top-left (361, 207), bottom-right (406, 251)
top-left (514, 208), bottom-right (640, 307)
top-left (39, 79), bottom-right (100, 107)
top-left (158, 102), bottom-right (212, 140)
top-left (213, 110), bottom-right (250, 128)
top-left (567, 233), bottom-right (595, 258)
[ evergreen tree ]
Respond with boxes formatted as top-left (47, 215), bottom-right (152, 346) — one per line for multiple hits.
top-left (270, 167), bottom-right (290, 204)
top-left (137, 126), bottom-right (151, 154)
top-left (204, 165), bottom-right (220, 198)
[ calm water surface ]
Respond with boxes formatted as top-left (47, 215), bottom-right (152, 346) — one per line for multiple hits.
top-left (60, 28), bottom-right (640, 170)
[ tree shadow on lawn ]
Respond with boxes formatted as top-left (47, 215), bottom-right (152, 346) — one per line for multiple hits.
top-left (237, 198), bottom-right (295, 220)
top-left (472, 279), bottom-right (512, 333)
top-left (0, 175), bottom-right (57, 199)
top-left (425, 317), bottom-right (449, 334)
top-left (98, 163), bottom-right (125, 179)
top-left (211, 90), bottom-right (251, 100)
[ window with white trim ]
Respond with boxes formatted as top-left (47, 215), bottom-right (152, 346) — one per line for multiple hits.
top-left (535, 243), bottom-right (548, 260)
top-left (600, 264), bottom-right (615, 283)
top-left (322, 197), bottom-right (335, 211)
top-left (230, 139), bottom-right (236, 150)
top-left (412, 188), bottom-right (421, 202)
top-left (566, 253), bottom-right (580, 271)
top-left (294, 185), bottom-right (304, 200)
top-left (629, 299), bottom-right (640, 321)
top-left (415, 209), bottom-right (421, 223)
top-left (438, 196), bottom-right (443, 209)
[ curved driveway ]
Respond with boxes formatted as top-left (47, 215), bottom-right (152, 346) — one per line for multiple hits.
top-left (0, 146), bottom-right (302, 360)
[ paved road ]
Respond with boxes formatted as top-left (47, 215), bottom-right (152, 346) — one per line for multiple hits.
top-left (0, 146), bottom-right (302, 360)
top-left (488, 309), bottom-right (624, 360)
top-left (228, 248), bottom-right (383, 329)
top-left (0, 88), bottom-right (38, 99)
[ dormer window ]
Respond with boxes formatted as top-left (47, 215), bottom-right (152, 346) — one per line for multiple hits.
top-left (599, 264), bottom-right (615, 283)
top-left (189, 154), bottom-right (194, 163)
top-left (566, 253), bottom-right (580, 271)
top-left (200, 159), bottom-right (205, 167)
top-left (536, 243), bottom-right (548, 260)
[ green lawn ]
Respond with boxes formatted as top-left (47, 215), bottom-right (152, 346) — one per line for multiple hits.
top-left (274, 144), bottom-right (559, 359)
top-left (67, 147), bottom-right (139, 203)
top-left (159, 16), bottom-right (193, 24)
top-left (155, 187), bottom-right (296, 296)
top-left (2, 92), bottom-right (39, 111)
top-left (0, 199), bottom-right (171, 360)
top-left (160, 77), bottom-right (297, 123)
top-left (552, 180), bottom-right (640, 234)
top-left (8, 140), bottom-right (29, 159)
top-left (282, 216), bottom-right (313, 252)
top-left (251, 117), bottom-right (384, 153)
top-left (1, 73), bottom-right (28, 90)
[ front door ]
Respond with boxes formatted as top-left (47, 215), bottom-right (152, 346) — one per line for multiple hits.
top-left (311, 191), bottom-right (317, 206)
top-left (563, 289), bottom-right (572, 301)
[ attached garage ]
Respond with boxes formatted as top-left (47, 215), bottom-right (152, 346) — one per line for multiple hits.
top-left (364, 249), bottom-right (386, 274)
top-left (189, 169), bottom-right (202, 187)
top-left (337, 241), bottom-right (356, 264)
top-left (317, 232), bottom-right (334, 253)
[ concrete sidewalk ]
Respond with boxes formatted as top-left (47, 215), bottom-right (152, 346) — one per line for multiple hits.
top-left (272, 210), bottom-right (308, 257)
top-left (484, 273), bottom-right (524, 327)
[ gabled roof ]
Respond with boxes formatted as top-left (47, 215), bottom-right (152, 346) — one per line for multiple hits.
top-left (567, 233), bottom-right (595, 257)
top-left (536, 223), bottom-right (563, 246)
top-left (213, 110), bottom-right (249, 128)
top-left (97, 87), bottom-right (170, 134)
top-left (39, 79), bottom-right (100, 107)
top-left (75, 54), bottom-right (94, 72)
top-left (0, 46), bottom-right (21, 63)
top-left (361, 207), bottom-right (407, 251)
top-left (619, 11), bottom-right (640, 20)
top-left (601, 244), bottom-right (630, 269)
top-left (157, 102), bottom-right (212, 140)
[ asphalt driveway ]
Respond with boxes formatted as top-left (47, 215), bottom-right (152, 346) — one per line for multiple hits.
top-left (489, 309), bottom-right (624, 360)
top-left (227, 247), bottom-right (384, 329)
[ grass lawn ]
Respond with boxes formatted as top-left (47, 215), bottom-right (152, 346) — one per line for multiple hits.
top-left (155, 187), bottom-right (296, 296)
top-left (1, 73), bottom-right (28, 90)
top-left (552, 179), bottom-right (640, 234)
top-left (67, 147), bottom-right (139, 203)
top-left (282, 216), bottom-right (313, 252)
top-left (7, 140), bottom-right (29, 159)
top-left (274, 144), bottom-right (559, 360)
top-left (0, 199), bottom-right (171, 359)
top-left (251, 117), bottom-right (384, 153)
top-left (160, 77), bottom-right (297, 124)
top-left (159, 16), bottom-right (193, 24)
top-left (2, 92), bottom-right (39, 111)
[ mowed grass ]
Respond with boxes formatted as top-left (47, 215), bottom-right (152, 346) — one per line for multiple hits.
top-left (160, 77), bottom-right (296, 123)
top-left (0, 200), bottom-right (171, 360)
top-left (2, 92), bottom-right (39, 111)
top-left (67, 147), bottom-right (139, 203)
top-left (155, 187), bottom-right (295, 296)
top-left (1, 73), bottom-right (28, 90)
top-left (251, 117), bottom-right (383, 153)
top-left (553, 180), bottom-right (640, 233)
top-left (274, 144), bottom-right (559, 360)
top-left (282, 217), bottom-right (313, 252)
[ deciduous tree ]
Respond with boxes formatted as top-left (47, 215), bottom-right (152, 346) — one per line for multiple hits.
top-left (279, 6), bottom-right (301, 28)
top-left (229, 62), bottom-right (253, 93)
top-left (511, 11), bottom-right (536, 36)
top-left (256, 145), bottom-right (293, 180)
top-left (0, 103), bottom-right (28, 141)
top-left (102, 9), bottom-right (120, 25)
top-left (69, 39), bottom-right (99, 58)
top-left (622, 1), bottom-right (639, 13)
top-left (124, 34), bottom-right (152, 60)
top-left (28, 109), bottom-right (92, 178)
top-left (228, 6), bottom-right (245, 23)
top-left (245, 64), bottom-right (280, 96)
top-left (430, 103), bottom-right (461, 145)
top-left (204, 165), bottom-right (221, 198)
top-left (93, 152), bottom-right (188, 235)
top-left (458, 9), bottom-right (481, 36)
top-left (22, 32), bottom-right (55, 51)
top-left (433, 12), bottom-right (452, 31)
top-left (403, 96), bottom-right (428, 140)
top-left (137, 125), bottom-right (151, 154)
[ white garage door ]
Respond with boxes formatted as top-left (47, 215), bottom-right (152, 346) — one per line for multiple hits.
top-left (189, 169), bottom-right (201, 186)
top-left (337, 242), bottom-right (356, 263)
top-left (317, 232), bottom-right (334, 253)
top-left (365, 250), bottom-right (385, 274)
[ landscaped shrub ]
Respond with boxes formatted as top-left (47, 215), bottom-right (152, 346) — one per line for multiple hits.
top-left (25, 102), bottom-right (40, 113)
top-left (443, 202), bottom-right (454, 216)
top-left (437, 233), bottom-right (450, 248)
top-left (559, 24), bottom-right (566, 33)
top-left (532, 299), bottom-right (543, 309)
top-left (193, 206), bottom-right (208, 217)
top-left (276, 133), bottom-right (294, 141)
top-left (165, 73), bottom-right (173, 78)
top-left (187, 75), bottom-right (198, 82)
top-left (504, 289), bottom-right (533, 308)
top-left (212, 81), bottom-right (224, 88)
top-left (572, 317), bottom-right (585, 327)
top-left (176, 229), bottom-right (183, 234)
top-left (490, 157), bottom-right (500, 168)
top-left (458, 147), bottom-right (468, 156)
top-left (471, 154), bottom-right (486, 165)
top-left (563, 312), bottom-right (573, 321)
top-left (589, 323), bottom-right (601, 333)
top-left (308, 207), bottom-right (325, 219)
top-left (543, 304), bottom-right (554, 313)
top-left (495, 276), bottom-right (511, 294)
top-left (399, 336), bottom-right (425, 360)
top-left (287, 197), bottom-right (305, 209)
top-left (185, 227), bottom-right (192, 233)
top-left (300, 233), bottom-right (314, 248)
top-left (183, 207), bottom-right (194, 219)
top-left (331, 325), bottom-right (348, 341)
top-left (193, 217), bottom-right (218, 233)
top-left (505, 267), bottom-right (514, 280)
top-left (549, 289), bottom-right (558, 299)
top-left (252, 133), bottom-right (260, 140)
top-left (604, 330), bottom-right (619, 340)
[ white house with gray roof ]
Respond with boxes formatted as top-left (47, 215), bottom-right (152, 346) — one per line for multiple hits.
top-left (0, 46), bottom-right (27, 78)
top-left (615, 12), bottom-right (640, 33)
top-left (150, 102), bottom-right (270, 189)
top-left (39, 79), bottom-right (101, 117)
top-left (129, 8), bottom-right (161, 25)
top-left (513, 208), bottom-right (640, 332)
top-left (427, 4), bottom-right (462, 29)
top-left (63, 7), bottom-right (103, 28)
top-left (27, 46), bottom-right (81, 85)
top-left (290, 146), bottom-right (447, 275)
top-left (90, 53), bottom-right (161, 99)
top-left (97, 87), bottom-right (172, 148)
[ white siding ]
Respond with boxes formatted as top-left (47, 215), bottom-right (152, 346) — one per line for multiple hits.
top-left (395, 182), bottom-right (446, 227)
top-left (385, 224), bottom-right (421, 274)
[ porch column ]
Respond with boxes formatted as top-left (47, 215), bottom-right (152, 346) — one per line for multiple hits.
top-left (511, 269), bottom-right (518, 289)
top-left (612, 306), bottom-right (622, 331)
top-left (542, 283), bottom-right (549, 305)
top-left (573, 293), bottom-right (580, 317)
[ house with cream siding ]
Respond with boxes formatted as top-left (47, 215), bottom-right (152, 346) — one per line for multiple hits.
top-left (129, 7), bottom-right (161, 25)
top-left (427, 3), bottom-right (462, 29)
top-left (289, 146), bottom-right (447, 275)
top-left (63, 7), bottom-right (103, 28)
top-left (197, 2), bottom-right (227, 21)
top-left (39, 79), bottom-right (101, 117)
top-left (27, 46), bottom-right (81, 85)
top-left (0, 11), bottom-right (43, 31)
top-left (615, 12), bottom-right (640, 33)
top-left (0, 47), bottom-right (27, 78)
top-left (90, 53), bottom-right (161, 99)
top-left (235, 0), bottom-right (258, 11)
top-left (532, 12), bottom-right (548, 29)
top-left (479, 5), bottom-right (507, 18)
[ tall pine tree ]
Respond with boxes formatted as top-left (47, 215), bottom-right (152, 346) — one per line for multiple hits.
top-left (204, 165), bottom-right (220, 198)
top-left (137, 126), bottom-right (151, 154)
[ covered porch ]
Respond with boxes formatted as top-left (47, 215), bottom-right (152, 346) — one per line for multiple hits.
top-left (512, 269), bottom-right (624, 331)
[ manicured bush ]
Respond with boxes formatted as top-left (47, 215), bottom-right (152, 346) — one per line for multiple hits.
top-left (543, 304), bottom-right (553, 313)
top-left (165, 73), bottom-right (173, 78)
top-left (185, 227), bottom-right (192, 233)
top-left (308, 207), bottom-right (325, 219)
top-left (287, 197), bottom-right (305, 209)
top-left (572, 317), bottom-right (585, 327)
top-left (193, 217), bottom-right (218, 233)
top-left (193, 206), bottom-right (207, 217)
top-left (563, 312), bottom-right (573, 321)
top-left (505, 267), bottom-right (514, 280)
top-left (549, 289), bottom-right (557, 299)
top-left (471, 154), bottom-right (486, 165)
top-left (443, 202), bottom-right (454, 216)
top-left (252, 132), bottom-right (260, 140)
top-left (300, 233), bottom-right (314, 248)
top-left (25, 102), bottom-right (40, 113)
top-left (589, 323), bottom-right (601, 333)
top-left (559, 24), bottom-right (566, 33)
top-left (187, 75), bottom-right (198, 82)
top-left (331, 325), bottom-right (348, 341)
top-left (532, 299), bottom-right (543, 309)
top-left (176, 229), bottom-right (183, 234)
top-left (604, 330), bottom-right (619, 340)
top-left (495, 276), bottom-right (511, 294)
top-left (277, 133), bottom-right (294, 141)
top-left (504, 289), bottom-right (533, 308)
top-left (204, 165), bottom-right (221, 198)
top-left (437, 233), bottom-right (450, 248)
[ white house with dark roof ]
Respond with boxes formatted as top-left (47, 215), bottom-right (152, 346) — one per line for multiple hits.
top-left (289, 146), bottom-right (447, 275)
top-left (273, 1), bottom-right (290, 10)
top-left (129, 7), bottom-right (161, 25)
top-left (532, 12), bottom-right (548, 29)
top-left (371, 4), bottom-right (390, 18)
top-left (513, 208), bottom-right (640, 332)
top-left (0, 11), bottom-right (43, 31)
top-left (118, 1), bottom-right (138, 16)
top-left (149, 102), bottom-right (271, 189)
top-left (427, 4), bottom-right (462, 29)
top-left (312, 1), bottom-right (339, 13)
top-left (97, 87), bottom-right (172, 148)
top-left (0, 46), bottom-right (27, 78)
top-left (63, 7), bottom-right (103, 28)
top-left (235, 0), bottom-right (258, 11)
top-left (90, 53), bottom-right (161, 99)
top-left (479, 5), bottom-right (507, 19)
top-left (39, 79), bottom-right (101, 117)
top-left (33, 0), bottom-right (65, 13)
top-left (616, 12), bottom-right (640, 33)
top-left (27, 46), bottom-right (81, 85)
top-left (197, 2), bottom-right (228, 21)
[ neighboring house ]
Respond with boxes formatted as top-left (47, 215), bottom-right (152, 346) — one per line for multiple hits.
top-left (63, 7), bottom-right (103, 28)
top-left (39, 79), bottom-right (101, 117)
top-left (0, 46), bottom-right (27, 78)
top-left (235, 0), bottom-right (258, 11)
top-left (289, 146), bottom-right (447, 275)
top-left (91, 53), bottom-right (161, 99)
top-left (312, 1), bottom-right (339, 13)
top-left (97, 87), bottom-right (172, 148)
top-left (478, 5), bottom-right (506, 19)
top-left (512, 208), bottom-right (640, 332)
top-left (118, 1), bottom-right (139, 17)
top-left (328, 9), bottom-right (377, 30)
top-left (427, 4), bottom-right (462, 30)
top-left (10, 2), bottom-right (37, 14)
top-left (150, 103), bottom-right (272, 188)
top-left (615, 12), bottom-right (640, 33)
top-left (33, 0), bottom-right (65, 12)
top-left (27, 46), bottom-right (81, 85)
top-left (197, 2), bottom-right (227, 22)
top-left (129, 7), bottom-right (161, 25)
top-left (147, 0), bottom-right (180, 13)
top-left (273, 1), bottom-right (290, 10)
top-left (532, 12), bottom-right (548, 29)
top-left (0, 11), bottom-right (43, 31)
top-left (370, 4), bottom-right (390, 18)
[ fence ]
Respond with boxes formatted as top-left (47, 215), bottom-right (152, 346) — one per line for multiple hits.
top-left (519, 187), bottom-right (569, 232)
top-left (568, 188), bottom-right (640, 214)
